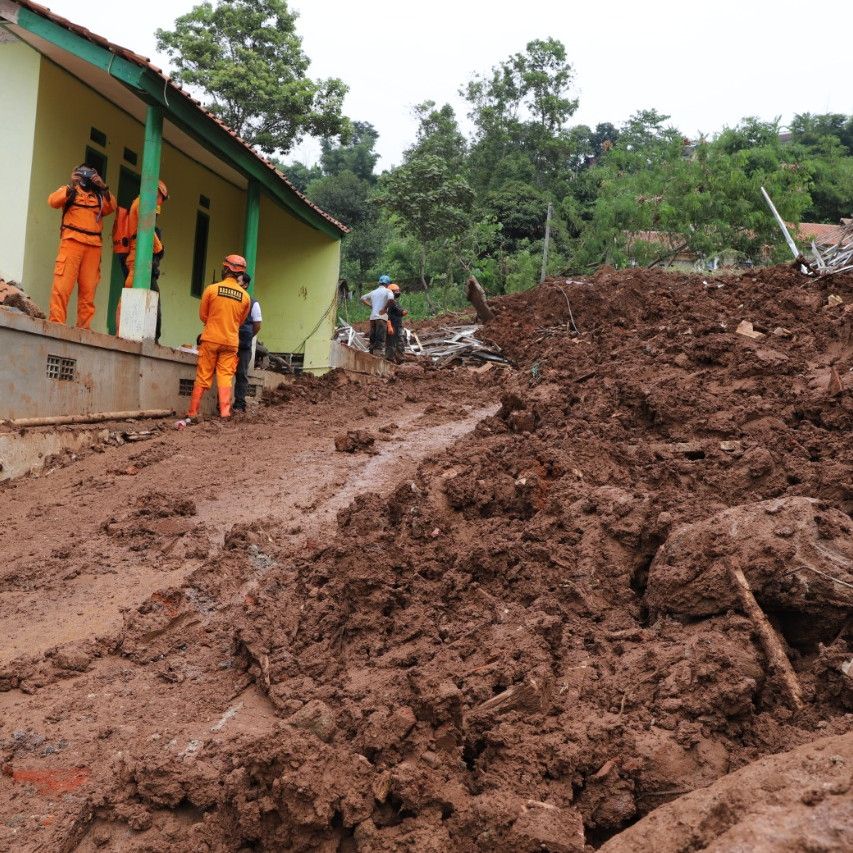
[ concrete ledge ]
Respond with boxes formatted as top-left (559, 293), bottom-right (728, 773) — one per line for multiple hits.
top-left (329, 340), bottom-right (395, 377)
top-left (0, 426), bottom-right (110, 481)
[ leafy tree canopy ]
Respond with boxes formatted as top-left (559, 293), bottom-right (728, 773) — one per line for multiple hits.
top-left (320, 121), bottom-right (380, 183)
top-left (155, 0), bottom-right (350, 154)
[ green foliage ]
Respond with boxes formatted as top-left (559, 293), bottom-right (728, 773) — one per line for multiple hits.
top-left (503, 248), bottom-right (541, 293)
top-left (566, 114), bottom-right (818, 273)
top-left (484, 182), bottom-right (549, 253)
top-left (320, 121), bottom-right (380, 183)
top-left (464, 38), bottom-right (578, 193)
top-left (279, 160), bottom-right (322, 192)
top-left (376, 102), bottom-right (475, 289)
top-left (155, 0), bottom-right (350, 154)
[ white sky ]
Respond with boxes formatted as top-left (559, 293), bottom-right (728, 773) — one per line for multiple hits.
top-left (39, 0), bottom-right (853, 170)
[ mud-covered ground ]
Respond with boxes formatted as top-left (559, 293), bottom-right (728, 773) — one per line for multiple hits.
top-left (4, 263), bottom-right (853, 851)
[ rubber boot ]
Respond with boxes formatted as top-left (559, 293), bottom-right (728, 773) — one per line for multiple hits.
top-left (186, 385), bottom-right (205, 417)
top-left (218, 386), bottom-right (232, 418)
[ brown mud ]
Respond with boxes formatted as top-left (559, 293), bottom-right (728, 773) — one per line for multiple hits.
top-left (3, 263), bottom-right (853, 851)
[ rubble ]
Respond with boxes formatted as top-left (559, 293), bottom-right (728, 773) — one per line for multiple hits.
top-left (0, 278), bottom-right (46, 319)
top-left (3, 263), bottom-right (853, 850)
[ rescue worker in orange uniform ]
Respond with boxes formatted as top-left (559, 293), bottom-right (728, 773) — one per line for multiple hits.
top-left (116, 180), bottom-right (169, 338)
top-left (185, 255), bottom-right (251, 420)
top-left (48, 165), bottom-right (117, 329)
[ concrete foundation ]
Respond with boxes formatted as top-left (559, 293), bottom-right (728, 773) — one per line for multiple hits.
top-left (0, 311), bottom-right (392, 481)
top-left (117, 288), bottom-right (159, 342)
top-left (0, 307), bottom-right (271, 421)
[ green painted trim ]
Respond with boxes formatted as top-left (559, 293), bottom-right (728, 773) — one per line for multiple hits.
top-left (132, 105), bottom-right (163, 289)
top-left (243, 181), bottom-right (260, 295)
top-left (16, 8), bottom-right (145, 88)
top-left (133, 72), bottom-right (344, 240)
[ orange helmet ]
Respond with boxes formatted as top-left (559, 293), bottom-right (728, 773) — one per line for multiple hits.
top-left (388, 283), bottom-right (400, 293)
top-left (223, 254), bottom-right (247, 274)
top-left (157, 179), bottom-right (169, 200)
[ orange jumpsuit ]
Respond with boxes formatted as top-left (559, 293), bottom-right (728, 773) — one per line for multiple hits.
top-left (48, 185), bottom-right (116, 329)
top-left (187, 277), bottom-right (251, 418)
top-left (123, 196), bottom-right (163, 288)
top-left (116, 197), bottom-right (164, 329)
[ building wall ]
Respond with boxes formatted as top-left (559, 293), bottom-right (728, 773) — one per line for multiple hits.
top-left (255, 193), bottom-right (340, 371)
top-left (25, 57), bottom-right (250, 347)
top-left (156, 144), bottom-right (245, 348)
top-left (13, 48), bottom-right (342, 363)
top-left (0, 39), bottom-right (40, 282)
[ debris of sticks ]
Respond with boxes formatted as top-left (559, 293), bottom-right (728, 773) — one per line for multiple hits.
top-left (334, 321), bottom-right (511, 370)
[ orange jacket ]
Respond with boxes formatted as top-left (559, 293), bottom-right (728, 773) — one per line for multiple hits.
top-left (127, 197), bottom-right (163, 258)
top-left (48, 185), bottom-right (117, 247)
top-left (199, 276), bottom-right (251, 348)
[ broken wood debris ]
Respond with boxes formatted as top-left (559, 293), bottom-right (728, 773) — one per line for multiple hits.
top-left (808, 220), bottom-right (853, 277)
top-left (334, 321), bottom-right (512, 369)
top-left (725, 557), bottom-right (803, 711)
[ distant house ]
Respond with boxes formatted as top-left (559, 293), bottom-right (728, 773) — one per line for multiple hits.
top-left (0, 0), bottom-right (347, 371)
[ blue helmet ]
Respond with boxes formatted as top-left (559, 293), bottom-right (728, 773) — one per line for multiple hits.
top-left (378, 275), bottom-right (391, 285)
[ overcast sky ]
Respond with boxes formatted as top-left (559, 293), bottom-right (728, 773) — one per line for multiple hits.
top-left (40, 0), bottom-right (852, 170)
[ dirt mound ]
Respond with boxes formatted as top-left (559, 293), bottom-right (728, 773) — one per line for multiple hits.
top-left (4, 264), bottom-right (853, 850)
top-left (599, 729), bottom-right (853, 852)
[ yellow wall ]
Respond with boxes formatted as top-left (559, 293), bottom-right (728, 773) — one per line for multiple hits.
top-left (0, 41), bottom-right (40, 282)
top-left (255, 194), bottom-right (341, 371)
top-left (20, 53), bottom-right (341, 359)
top-left (156, 147), bottom-right (245, 347)
top-left (26, 59), bottom-right (248, 345)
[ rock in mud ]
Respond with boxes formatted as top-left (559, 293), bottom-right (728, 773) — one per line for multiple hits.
top-left (646, 497), bottom-right (853, 644)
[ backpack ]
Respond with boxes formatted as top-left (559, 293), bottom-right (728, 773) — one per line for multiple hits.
top-left (112, 205), bottom-right (131, 256)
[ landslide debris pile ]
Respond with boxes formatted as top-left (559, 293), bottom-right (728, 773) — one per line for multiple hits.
top-left (15, 264), bottom-right (853, 851)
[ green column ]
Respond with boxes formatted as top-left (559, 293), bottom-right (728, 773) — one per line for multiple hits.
top-left (132, 104), bottom-right (164, 288)
top-left (243, 180), bottom-right (261, 296)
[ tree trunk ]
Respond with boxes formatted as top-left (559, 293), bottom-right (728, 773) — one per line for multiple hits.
top-left (466, 276), bottom-right (494, 323)
top-left (419, 246), bottom-right (433, 311)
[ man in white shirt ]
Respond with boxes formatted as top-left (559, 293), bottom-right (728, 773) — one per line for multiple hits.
top-left (233, 272), bottom-right (263, 413)
top-left (360, 275), bottom-right (394, 357)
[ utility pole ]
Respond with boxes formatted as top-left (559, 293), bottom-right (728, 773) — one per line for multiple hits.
top-left (540, 202), bottom-right (553, 284)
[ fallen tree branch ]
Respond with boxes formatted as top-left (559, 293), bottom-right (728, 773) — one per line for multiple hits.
top-left (726, 557), bottom-right (803, 711)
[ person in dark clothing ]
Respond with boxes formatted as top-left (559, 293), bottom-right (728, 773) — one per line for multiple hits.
top-left (384, 283), bottom-right (408, 363)
top-left (233, 272), bottom-right (262, 412)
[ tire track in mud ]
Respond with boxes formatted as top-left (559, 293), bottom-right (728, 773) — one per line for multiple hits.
top-left (0, 397), bottom-right (498, 667)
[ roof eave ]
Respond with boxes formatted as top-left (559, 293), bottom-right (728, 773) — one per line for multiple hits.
top-left (6, 1), bottom-right (348, 239)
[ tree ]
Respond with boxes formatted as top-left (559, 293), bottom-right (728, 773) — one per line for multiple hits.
top-left (305, 170), bottom-right (387, 280)
top-left (377, 154), bottom-right (474, 290)
top-left (376, 103), bottom-right (474, 292)
top-left (155, 0), bottom-right (350, 154)
top-left (277, 160), bottom-right (322, 192)
top-left (463, 38), bottom-right (578, 192)
top-left (320, 121), bottom-right (380, 183)
top-left (570, 115), bottom-right (814, 272)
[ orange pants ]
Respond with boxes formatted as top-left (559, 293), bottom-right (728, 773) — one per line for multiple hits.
top-left (194, 341), bottom-right (238, 389)
top-left (49, 240), bottom-right (102, 329)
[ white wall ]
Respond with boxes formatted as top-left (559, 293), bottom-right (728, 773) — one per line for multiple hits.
top-left (0, 39), bottom-right (39, 282)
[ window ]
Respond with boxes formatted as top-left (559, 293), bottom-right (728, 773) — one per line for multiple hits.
top-left (123, 147), bottom-right (138, 166)
top-left (84, 146), bottom-right (107, 183)
top-left (89, 127), bottom-right (107, 147)
top-left (191, 211), bottom-right (210, 298)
